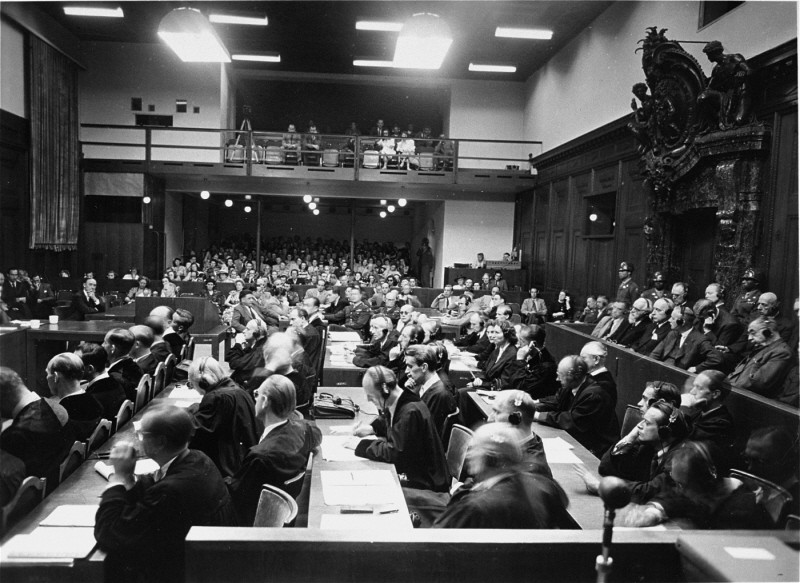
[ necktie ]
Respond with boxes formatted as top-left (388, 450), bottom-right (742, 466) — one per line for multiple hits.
top-left (154, 467), bottom-right (166, 482)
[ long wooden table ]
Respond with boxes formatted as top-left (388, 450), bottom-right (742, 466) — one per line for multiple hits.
top-left (84, 304), bottom-right (136, 322)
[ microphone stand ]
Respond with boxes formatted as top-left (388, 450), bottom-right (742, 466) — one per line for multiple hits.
top-left (596, 476), bottom-right (631, 583)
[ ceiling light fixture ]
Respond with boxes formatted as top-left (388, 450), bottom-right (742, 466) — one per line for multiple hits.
top-left (158, 7), bottom-right (231, 63)
top-left (394, 13), bottom-right (452, 70)
top-left (244, 195), bottom-right (252, 200)
top-left (244, 206), bottom-right (252, 213)
top-left (308, 202), bottom-right (317, 210)
top-left (63, 6), bottom-right (124, 17)
top-left (469, 63), bottom-right (517, 73)
top-left (353, 59), bottom-right (394, 68)
top-left (232, 53), bottom-right (281, 63)
top-left (209, 13), bottom-right (268, 26)
top-left (142, 196), bottom-right (151, 204)
top-left (224, 199), bottom-right (233, 207)
top-left (380, 200), bottom-right (387, 205)
top-left (380, 211), bottom-right (387, 218)
top-left (398, 198), bottom-right (407, 207)
top-left (388, 205), bottom-right (396, 212)
top-left (313, 209), bottom-right (320, 216)
top-left (495, 27), bottom-right (553, 40)
top-left (356, 20), bottom-right (403, 32)
top-left (200, 190), bottom-right (210, 199)
top-left (303, 195), bottom-right (312, 203)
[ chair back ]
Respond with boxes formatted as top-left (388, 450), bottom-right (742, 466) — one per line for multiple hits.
top-left (164, 353), bottom-right (177, 386)
top-left (152, 362), bottom-right (166, 397)
top-left (440, 406), bottom-right (461, 449)
top-left (785, 514), bottom-right (800, 530)
top-left (418, 151), bottom-right (435, 170)
top-left (58, 440), bottom-right (87, 485)
top-left (446, 424), bottom-right (474, 483)
top-left (509, 314), bottom-right (522, 325)
top-left (113, 400), bottom-right (134, 433)
top-left (1, 476), bottom-right (47, 535)
top-left (620, 404), bottom-right (643, 437)
top-left (283, 470), bottom-right (307, 500)
top-left (293, 453), bottom-right (314, 528)
top-left (253, 484), bottom-right (298, 527)
top-left (185, 337), bottom-right (196, 360)
top-left (322, 149), bottom-right (339, 167)
top-left (317, 328), bottom-right (328, 383)
top-left (729, 469), bottom-right (794, 527)
top-left (508, 302), bottom-right (521, 315)
top-left (134, 374), bottom-right (151, 413)
top-left (84, 419), bottom-right (112, 456)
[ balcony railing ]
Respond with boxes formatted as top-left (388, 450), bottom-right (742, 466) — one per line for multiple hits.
top-left (80, 124), bottom-right (542, 186)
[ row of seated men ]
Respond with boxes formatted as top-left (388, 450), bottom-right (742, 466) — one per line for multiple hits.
top-left (2, 306), bottom-right (795, 582)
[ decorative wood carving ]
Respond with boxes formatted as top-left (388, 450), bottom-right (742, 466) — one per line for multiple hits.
top-left (631, 27), bottom-right (770, 298)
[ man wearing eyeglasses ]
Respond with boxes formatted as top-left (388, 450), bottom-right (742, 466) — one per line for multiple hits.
top-left (95, 406), bottom-right (237, 583)
top-left (395, 305), bottom-right (416, 333)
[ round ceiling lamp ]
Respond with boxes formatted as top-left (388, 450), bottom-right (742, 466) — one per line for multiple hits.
top-left (200, 190), bottom-right (210, 199)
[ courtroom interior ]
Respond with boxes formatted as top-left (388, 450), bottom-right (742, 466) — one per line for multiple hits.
top-left (0, 1), bottom-right (798, 582)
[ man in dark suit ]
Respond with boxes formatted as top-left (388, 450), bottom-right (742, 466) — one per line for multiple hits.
top-left (95, 406), bottom-right (237, 583)
top-left (29, 274), bottom-right (56, 318)
top-left (1, 268), bottom-right (32, 319)
top-left (76, 342), bottom-right (127, 420)
top-left (353, 366), bottom-right (449, 492)
top-left (0, 367), bottom-right (72, 478)
top-left (695, 299), bottom-right (745, 349)
top-left (68, 277), bottom-right (105, 321)
top-left (226, 375), bottom-right (321, 525)
top-left (579, 340), bottom-right (617, 405)
top-left (504, 325), bottom-right (558, 400)
top-left (129, 325), bottom-right (158, 377)
top-left (682, 370), bottom-right (736, 454)
top-left (231, 290), bottom-right (277, 332)
top-left (162, 308), bottom-right (194, 359)
top-left (632, 297), bottom-right (674, 354)
top-left (650, 306), bottom-right (714, 370)
top-left (611, 297), bottom-right (653, 348)
top-left (289, 307), bottom-right (322, 367)
top-left (403, 344), bottom-right (457, 438)
top-left (302, 297), bottom-right (326, 331)
top-left (103, 328), bottom-right (143, 402)
top-left (453, 313), bottom-right (493, 364)
top-left (534, 355), bottom-right (620, 457)
top-left (45, 353), bottom-right (103, 441)
top-left (352, 315), bottom-right (398, 368)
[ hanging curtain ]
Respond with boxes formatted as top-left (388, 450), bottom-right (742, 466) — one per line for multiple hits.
top-left (28, 35), bottom-right (80, 251)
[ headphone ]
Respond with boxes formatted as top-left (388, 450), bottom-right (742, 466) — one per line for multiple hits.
top-left (507, 393), bottom-right (524, 426)
top-left (655, 402), bottom-right (689, 441)
top-left (372, 366), bottom-right (391, 399)
top-left (687, 440), bottom-right (718, 481)
top-left (762, 328), bottom-right (773, 338)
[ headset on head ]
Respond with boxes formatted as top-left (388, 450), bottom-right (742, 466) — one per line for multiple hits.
top-left (655, 401), bottom-right (688, 442)
top-left (508, 393), bottom-right (524, 426)
top-left (372, 366), bottom-right (391, 399)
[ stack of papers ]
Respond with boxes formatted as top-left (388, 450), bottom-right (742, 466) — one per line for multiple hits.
top-left (169, 385), bottom-right (203, 400)
top-left (3, 526), bottom-right (97, 559)
top-left (94, 458), bottom-right (160, 480)
top-left (542, 437), bottom-right (583, 464)
top-left (328, 331), bottom-right (362, 342)
top-left (320, 436), bottom-right (360, 461)
top-left (320, 470), bottom-right (399, 506)
top-left (39, 505), bottom-right (99, 527)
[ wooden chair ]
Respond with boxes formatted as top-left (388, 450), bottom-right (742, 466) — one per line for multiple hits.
top-left (620, 404), bottom-right (643, 437)
top-left (113, 400), bottom-right (134, 434)
top-left (152, 362), bottom-right (166, 397)
top-left (134, 374), bottom-right (151, 413)
top-left (729, 469), bottom-right (794, 527)
top-left (253, 484), bottom-right (298, 527)
top-left (440, 406), bottom-right (461, 449)
top-left (785, 514), bottom-right (800, 530)
top-left (84, 419), bottom-right (113, 456)
top-left (293, 453), bottom-right (314, 528)
top-left (185, 337), bottom-right (196, 360)
top-left (164, 353), bottom-right (177, 386)
top-left (282, 469), bottom-right (307, 500)
top-left (58, 440), bottom-right (87, 485)
top-left (1, 476), bottom-right (47, 535)
top-left (446, 424), bottom-right (473, 486)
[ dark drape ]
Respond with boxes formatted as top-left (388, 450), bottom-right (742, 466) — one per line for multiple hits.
top-left (28, 35), bottom-right (80, 251)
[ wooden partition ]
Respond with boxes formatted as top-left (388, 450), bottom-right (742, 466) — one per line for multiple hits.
top-left (444, 267), bottom-right (528, 290)
top-left (546, 323), bottom-right (800, 445)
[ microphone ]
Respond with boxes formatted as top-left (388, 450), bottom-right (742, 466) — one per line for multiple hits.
top-left (595, 477), bottom-right (631, 583)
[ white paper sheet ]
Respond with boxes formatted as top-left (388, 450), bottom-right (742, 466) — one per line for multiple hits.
top-left (328, 331), bottom-right (363, 342)
top-left (542, 437), bottom-right (584, 464)
top-left (94, 458), bottom-right (160, 480)
top-left (320, 436), bottom-right (360, 461)
top-left (724, 547), bottom-right (776, 560)
top-left (320, 470), bottom-right (400, 506)
top-left (320, 513), bottom-right (411, 530)
top-left (169, 385), bottom-right (203, 399)
top-left (4, 527), bottom-right (97, 559)
top-left (39, 505), bottom-right (99, 527)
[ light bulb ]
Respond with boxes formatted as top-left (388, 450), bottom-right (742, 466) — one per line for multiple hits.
top-left (308, 202), bottom-right (317, 210)
top-left (245, 195), bottom-right (252, 200)
top-left (303, 195), bottom-right (312, 203)
top-left (398, 198), bottom-right (407, 207)
top-left (142, 196), bottom-right (151, 204)
top-left (244, 206), bottom-right (252, 213)
top-left (313, 209), bottom-right (320, 215)
top-left (380, 211), bottom-right (387, 218)
top-left (589, 213), bottom-right (598, 222)
top-left (200, 190), bottom-right (210, 199)
top-left (225, 199), bottom-right (233, 207)
top-left (388, 205), bottom-right (396, 212)
top-left (380, 200), bottom-right (387, 205)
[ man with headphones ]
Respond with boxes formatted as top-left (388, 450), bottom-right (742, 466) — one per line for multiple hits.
top-left (533, 355), bottom-right (619, 457)
top-left (682, 370), bottom-right (736, 453)
top-left (633, 297), bottom-right (674, 354)
top-left (352, 316), bottom-right (399, 368)
top-left (402, 345), bottom-right (457, 438)
top-left (727, 316), bottom-right (793, 399)
top-left (504, 324), bottom-right (558, 400)
top-left (451, 312), bottom-right (493, 365)
top-left (650, 305), bottom-right (715, 371)
top-left (352, 366), bottom-right (449, 492)
top-left (490, 390), bottom-right (553, 479)
top-left (225, 319), bottom-right (269, 391)
top-left (432, 423), bottom-right (569, 529)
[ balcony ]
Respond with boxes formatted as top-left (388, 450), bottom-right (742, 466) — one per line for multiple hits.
top-left (80, 125), bottom-right (541, 199)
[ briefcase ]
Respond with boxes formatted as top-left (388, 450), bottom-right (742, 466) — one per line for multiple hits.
top-left (312, 393), bottom-right (357, 419)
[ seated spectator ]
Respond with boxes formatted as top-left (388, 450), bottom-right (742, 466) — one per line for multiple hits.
top-left (129, 324), bottom-right (158, 377)
top-left (433, 423), bottom-right (569, 529)
top-left (534, 355), bottom-right (619, 457)
top-left (632, 297), bottom-right (674, 354)
top-left (352, 366), bottom-right (449, 492)
top-left (398, 282), bottom-right (422, 309)
top-left (433, 134), bottom-right (454, 169)
top-left (343, 288), bottom-right (372, 338)
top-left (574, 295), bottom-right (599, 324)
top-left (492, 272), bottom-right (508, 292)
top-left (580, 341), bottom-right (618, 405)
top-left (378, 129), bottom-right (396, 168)
top-left (68, 277), bottom-right (105, 321)
top-left (104, 328), bottom-right (144, 402)
top-left (226, 320), bottom-right (268, 391)
top-left (728, 316), bottom-right (793, 398)
top-left (504, 324), bottom-right (558, 400)
top-left (403, 344), bottom-right (457, 438)
top-left (186, 357), bottom-right (258, 478)
top-left (122, 267), bottom-right (139, 280)
top-left (94, 406), bottom-right (237, 583)
top-left (282, 123), bottom-right (302, 161)
top-left (1, 268), bottom-right (32, 319)
top-left (549, 289), bottom-right (574, 322)
top-left (353, 316), bottom-right (398, 368)
top-left (681, 370), bottom-right (736, 454)
top-left (224, 279), bottom-right (246, 308)
top-left (302, 123), bottom-right (322, 165)
top-left (430, 285), bottom-right (457, 312)
top-left (521, 287), bottom-right (548, 325)
top-left (163, 308), bottom-right (194, 359)
top-left (742, 426), bottom-right (800, 517)
top-left (650, 305), bottom-right (714, 370)
top-left (0, 366), bottom-right (72, 478)
top-left (124, 276), bottom-right (155, 304)
top-left (466, 319), bottom-right (518, 389)
top-left (159, 276), bottom-right (179, 298)
top-left (202, 279), bottom-right (225, 312)
top-left (619, 441), bottom-right (771, 529)
top-left (76, 342), bottom-right (126, 420)
top-left (489, 390), bottom-right (553, 479)
top-left (756, 292), bottom-right (798, 346)
top-left (226, 375), bottom-right (321, 525)
top-left (591, 301), bottom-right (629, 340)
top-left (288, 307), bottom-right (322, 367)
top-left (610, 297), bottom-right (652, 347)
top-left (231, 289), bottom-right (278, 333)
top-left (45, 353), bottom-right (103, 440)
top-left (396, 132), bottom-right (416, 169)
top-left (29, 274), bottom-right (56, 318)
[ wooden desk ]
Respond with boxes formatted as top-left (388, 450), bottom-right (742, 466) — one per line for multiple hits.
top-left (0, 327), bottom-right (27, 380)
top-left (322, 342), bottom-right (365, 387)
top-left (464, 391), bottom-right (605, 530)
top-left (192, 324), bottom-right (229, 360)
top-left (84, 304), bottom-right (135, 322)
top-left (25, 321), bottom-right (130, 395)
top-left (448, 357), bottom-right (481, 388)
top-left (309, 387), bottom-right (411, 530)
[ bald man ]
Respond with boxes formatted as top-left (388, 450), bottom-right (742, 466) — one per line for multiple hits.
top-left (756, 292), bottom-right (797, 346)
